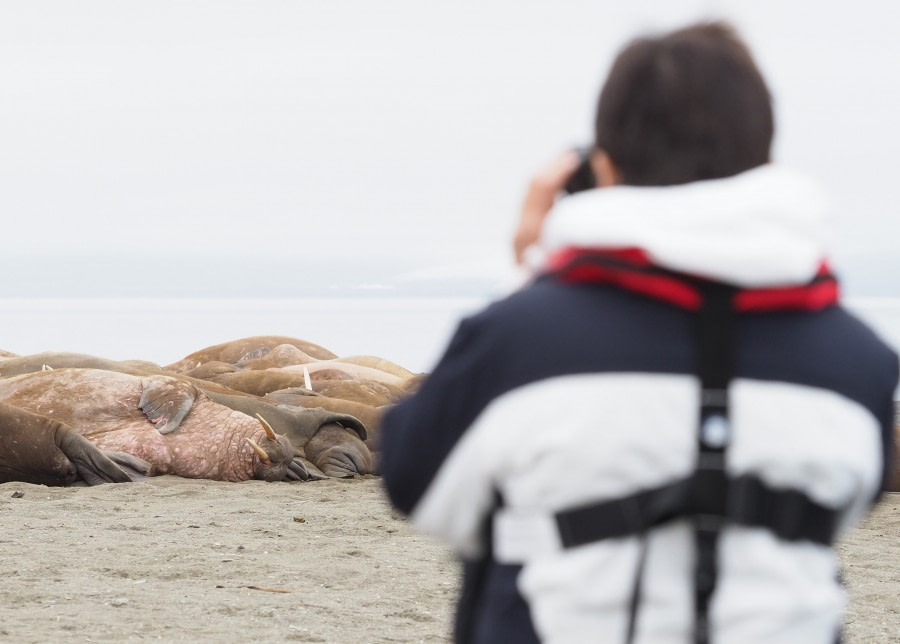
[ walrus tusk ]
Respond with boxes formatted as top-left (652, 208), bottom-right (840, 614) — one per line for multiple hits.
top-left (245, 438), bottom-right (272, 464)
top-left (303, 367), bottom-right (312, 391)
top-left (42, 364), bottom-right (54, 371)
top-left (255, 414), bottom-right (277, 441)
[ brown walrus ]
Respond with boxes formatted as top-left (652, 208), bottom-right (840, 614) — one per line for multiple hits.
top-left (0, 401), bottom-right (151, 486)
top-left (201, 361), bottom-right (411, 392)
top-left (281, 361), bottom-right (406, 386)
top-left (164, 336), bottom-right (337, 373)
top-left (0, 352), bottom-right (167, 378)
top-left (303, 422), bottom-right (374, 478)
top-left (208, 369), bottom-right (319, 397)
top-left (238, 344), bottom-right (317, 369)
top-left (0, 352), bottom-right (375, 479)
top-left (263, 388), bottom-right (386, 454)
top-left (0, 369), bottom-right (307, 483)
top-left (200, 389), bottom-right (374, 478)
top-left (183, 361), bottom-right (239, 379)
top-left (334, 355), bottom-right (416, 379)
top-left (310, 379), bottom-right (405, 407)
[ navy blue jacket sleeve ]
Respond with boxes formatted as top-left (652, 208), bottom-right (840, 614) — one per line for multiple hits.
top-left (380, 314), bottom-right (502, 516)
top-left (878, 358), bottom-right (899, 497)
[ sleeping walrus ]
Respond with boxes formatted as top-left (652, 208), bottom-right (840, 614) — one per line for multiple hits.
top-left (0, 352), bottom-right (166, 378)
top-left (164, 336), bottom-right (337, 373)
top-left (0, 352), bottom-right (377, 479)
top-left (0, 401), bottom-right (151, 486)
top-left (0, 369), bottom-right (308, 483)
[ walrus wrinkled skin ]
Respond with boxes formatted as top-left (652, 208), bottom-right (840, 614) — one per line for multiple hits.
top-left (0, 401), bottom-right (151, 486)
top-left (0, 369), bottom-right (305, 483)
top-left (164, 336), bottom-right (337, 373)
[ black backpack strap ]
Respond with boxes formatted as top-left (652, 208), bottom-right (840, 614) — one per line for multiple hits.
top-left (553, 474), bottom-right (838, 547)
top-left (625, 537), bottom-right (649, 644)
top-left (546, 282), bottom-right (842, 643)
top-left (692, 283), bottom-right (738, 644)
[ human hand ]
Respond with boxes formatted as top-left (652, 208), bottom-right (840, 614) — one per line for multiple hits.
top-left (513, 150), bottom-right (581, 265)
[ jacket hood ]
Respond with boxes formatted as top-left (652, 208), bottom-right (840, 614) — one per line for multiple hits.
top-left (529, 165), bottom-right (832, 288)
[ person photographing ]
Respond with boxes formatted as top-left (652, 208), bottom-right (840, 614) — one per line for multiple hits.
top-left (381, 21), bottom-right (897, 644)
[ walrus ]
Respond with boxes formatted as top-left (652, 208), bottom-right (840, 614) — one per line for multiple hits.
top-left (281, 361), bottom-right (407, 386)
top-left (165, 336), bottom-right (337, 373)
top-left (285, 362), bottom-right (427, 395)
top-left (303, 422), bottom-right (374, 478)
top-left (199, 389), bottom-right (374, 478)
top-left (0, 369), bottom-right (307, 483)
top-left (0, 349), bottom-right (19, 358)
top-left (204, 366), bottom-right (402, 403)
top-left (238, 343), bottom-right (317, 369)
top-left (204, 361), bottom-right (407, 391)
top-left (177, 376), bottom-right (376, 478)
top-left (334, 356), bottom-right (416, 379)
top-left (0, 352), bottom-right (375, 478)
top-left (310, 379), bottom-right (405, 407)
top-left (183, 361), bottom-right (239, 379)
top-left (263, 388), bottom-right (386, 454)
top-left (208, 369), bottom-right (318, 397)
top-left (0, 352), bottom-right (167, 378)
top-left (0, 401), bottom-right (151, 486)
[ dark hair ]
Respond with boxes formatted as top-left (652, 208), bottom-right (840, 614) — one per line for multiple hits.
top-left (594, 22), bottom-right (773, 186)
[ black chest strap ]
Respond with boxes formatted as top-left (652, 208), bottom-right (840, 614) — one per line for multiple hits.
top-left (554, 473), bottom-right (839, 548)
top-left (552, 284), bottom-right (841, 644)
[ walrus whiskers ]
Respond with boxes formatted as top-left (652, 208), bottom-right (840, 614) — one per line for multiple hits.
top-left (255, 414), bottom-right (277, 441)
top-left (245, 438), bottom-right (271, 464)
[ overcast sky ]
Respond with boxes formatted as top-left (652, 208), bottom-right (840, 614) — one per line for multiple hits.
top-left (2, 1), bottom-right (899, 298)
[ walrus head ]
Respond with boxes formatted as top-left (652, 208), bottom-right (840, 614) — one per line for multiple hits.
top-left (245, 415), bottom-right (299, 482)
top-left (303, 422), bottom-right (374, 478)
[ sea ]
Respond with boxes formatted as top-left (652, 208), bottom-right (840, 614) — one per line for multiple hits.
top-left (3, 297), bottom-right (900, 378)
top-left (0, 297), bottom-right (486, 374)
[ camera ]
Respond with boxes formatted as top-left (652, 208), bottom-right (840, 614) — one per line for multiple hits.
top-left (563, 146), bottom-right (596, 194)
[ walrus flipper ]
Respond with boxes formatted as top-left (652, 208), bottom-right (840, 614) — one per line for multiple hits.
top-left (104, 451), bottom-right (153, 480)
top-left (139, 377), bottom-right (197, 435)
top-left (293, 454), bottom-right (328, 481)
top-left (285, 456), bottom-right (326, 482)
top-left (58, 431), bottom-right (151, 485)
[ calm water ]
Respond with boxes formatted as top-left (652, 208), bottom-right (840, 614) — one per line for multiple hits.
top-left (3, 297), bottom-right (899, 377)
top-left (0, 298), bottom-right (487, 373)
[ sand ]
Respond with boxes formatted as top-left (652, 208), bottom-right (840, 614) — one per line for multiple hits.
top-left (0, 477), bottom-right (895, 643)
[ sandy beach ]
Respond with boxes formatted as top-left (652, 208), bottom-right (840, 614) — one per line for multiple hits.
top-left (0, 477), bottom-right (895, 643)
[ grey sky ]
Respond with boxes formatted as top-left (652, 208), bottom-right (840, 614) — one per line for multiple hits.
top-left (2, 1), bottom-right (898, 297)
